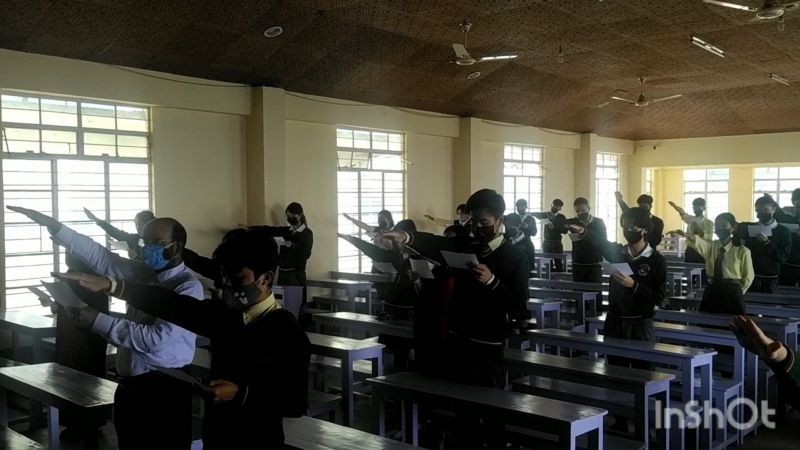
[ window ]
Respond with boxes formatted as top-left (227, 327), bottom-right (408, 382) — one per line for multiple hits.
top-left (643, 168), bottom-right (653, 195)
top-left (336, 128), bottom-right (404, 273)
top-left (595, 153), bottom-right (620, 242)
top-left (753, 167), bottom-right (800, 217)
top-left (1, 92), bottom-right (151, 309)
top-left (503, 144), bottom-right (543, 248)
top-left (683, 168), bottom-right (729, 222)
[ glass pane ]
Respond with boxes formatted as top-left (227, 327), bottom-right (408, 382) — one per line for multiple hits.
top-left (371, 132), bottom-right (388, 150)
top-left (3, 128), bottom-right (40, 153)
top-left (780, 167), bottom-right (800, 178)
top-left (755, 180), bottom-right (777, 192)
top-left (371, 154), bottom-right (401, 170)
top-left (707, 168), bottom-right (729, 180)
top-left (684, 169), bottom-right (706, 181)
top-left (41, 130), bottom-right (77, 155)
top-left (504, 146), bottom-right (512, 160)
top-left (707, 181), bottom-right (728, 193)
top-left (512, 146), bottom-right (522, 161)
top-left (685, 181), bottom-right (705, 193)
top-left (41, 98), bottom-right (78, 127)
top-left (116, 106), bottom-right (148, 132)
top-left (754, 167), bottom-right (778, 179)
top-left (522, 163), bottom-right (541, 176)
top-left (1, 95), bottom-right (40, 124)
top-left (353, 130), bottom-right (370, 149)
top-left (84, 132), bottom-right (116, 156)
top-left (504, 162), bottom-right (522, 176)
top-left (81, 102), bottom-right (116, 129)
top-left (117, 135), bottom-right (148, 158)
top-left (522, 147), bottom-right (532, 161)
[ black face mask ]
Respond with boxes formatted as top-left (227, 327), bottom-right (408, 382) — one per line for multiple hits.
top-left (757, 212), bottom-right (773, 224)
top-left (715, 229), bottom-right (732, 241)
top-left (378, 220), bottom-right (390, 229)
top-left (623, 230), bottom-right (644, 245)
top-left (287, 216), bottom-right (300, 226)
top-left (693, 208), bottom-right (704, 217)
top-left (577, 212), bottom-right (590, 222)
top-left (473, 224), bottom-right (497, 242)
top-left (551, 207), bottom-right (559, 214)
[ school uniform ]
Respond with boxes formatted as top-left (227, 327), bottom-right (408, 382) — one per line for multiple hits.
top-left (616, 200), bottom-right (665, 248)
top-left (566, 215), bottom-right (607, 283)
top-left (738, 220), bottom-right (792, 293)
top-left (688, 236), bottom-right (754, 315)
top-left (108, 282), bottom-right (310, 449)
top-left (541, 213), bottom-right (567, 271)
top-left (506, 228), bottom-right (536, 273)
top-left (774, 208), bottom-right (800, 287)
top-left (684, 216), bottom-right (715, 264)
top-left (507, 212), bottom-right (537, 239)
top-left (252, 224), bottom-right (313, 302)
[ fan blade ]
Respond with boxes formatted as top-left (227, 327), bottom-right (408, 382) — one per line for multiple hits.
top-left (597, 101), bottom-right (611, 108)
top-left (702, 0), bottom-right (758, 11)
top-left (650, 94), bottom-right (683, 104)
top-left (611, 96), bottom-right (636, 104)
top-left (452, 43), bottom-right (472, 60)
top-left (477, 54), bottom-right (518, 62)
top-left (785, 1), bottom-right (800, 11)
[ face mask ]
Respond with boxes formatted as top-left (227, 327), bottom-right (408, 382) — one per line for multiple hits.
top-left (756, 212), bottom-right (773, 224)
top-left (623, 230), bottom-right (644, 245)
top-left (693, 208), bottom-right (704, 217)
top-left (378, 219), bottom-right (390, 229)
top-left (551, 207), bottom-right (559, 214)
top-left (639, 204), bottom-right (652, 213)
top-left (715, 229), bottom-right (732, 241)
top-left (577, 212), bottom-right (590, 222)
top-left (287, 216), bottom-right (299, 226)
top-left (140, 243), bottom-right (174, 271)
top-left (473, 224), bottom-right (498, 242)
top-left (222, 279), bottom-right (264, 310)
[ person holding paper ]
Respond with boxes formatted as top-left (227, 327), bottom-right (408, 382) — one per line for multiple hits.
top-left (564, 197), bottom-right (607, 283)
top-left (615, 192), bottom-right (665, 248)
top-left (533, 199), bottom-right (567, 272)
top-left (774, 189), bottom-right (800, 286)
top-left (670, 198), bottom-right (715, 264)
top-left (674, 212), bottom-right (754, 314)
top-left (8, 205), bottom-right (202, 450)
top-left (84, 208), bottom-right (154, 258)
top-left (507, 198), bottom-right (538, 240)
top-left (55, 231), bottom-right (311, 449)
top-left (504, 213), bottom-right (536, 271)
top-left (736, 195), bottom-right (792, 293)
top-left (250, 202), bottom-right (313, 306)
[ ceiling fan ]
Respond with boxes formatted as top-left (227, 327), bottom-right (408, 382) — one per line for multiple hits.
top-left (598, 77), bottom-right (683, 108)
top-left (703, 0), bottom-right (799, 30)
top-left (451, 20), bottom-right (518, 66)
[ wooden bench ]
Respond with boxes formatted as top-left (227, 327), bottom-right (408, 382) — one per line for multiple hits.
top-left (0, 425), bottom-right (44, 449)
top-left (306, 390), bottom-right (341, 423)
top-left (668, 295), bottom-right (800, 321)
top-left (527, 299), bottom-right (563, 329)
top-left (313, 312), bottom-right (413, 340)
top-left (307, 279), bottom-right (373, 314)
top-left (0, 363), bottom-right (117, 450)
top-left (503, 348), bottom-right (672, 450)
top-left (529, 287), bottom-right (599, 324)
top-left (283, 415), bottom-right (418, 449)
top-left (368, 371), bottom-right (606, 449)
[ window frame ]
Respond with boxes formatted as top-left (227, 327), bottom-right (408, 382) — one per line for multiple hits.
top-left (502, 144), bottom-right (544, 248)
top-left (595, 153), bottom-right (620, 242)
top-left (753, 166), bottom-right (800, 219)
top-left (683, 168), bottom-right (729, 223)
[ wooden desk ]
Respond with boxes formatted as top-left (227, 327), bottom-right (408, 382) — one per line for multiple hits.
top-left (0, 363), bottom-right (116, 450)
top-left (528, 287), bottom-right (599, 324)
top-left (284, 416), bottom-right (418, 449)
top-left (307, 332), bottom-right (384, 426)
top-left (526, 299), bottom-right (562, 329)
top-left (313, 312), bottom-right (413, 339)
top-left (0, 311), bottom-right (57, 364)
top-left (307, 279), bottom-right (373, 314)
top-left (668, 296), bottom-right (800, 321)
top-left (504, 348), bottom-right (672, 450)
top-left (273, 285), bottom-right (304, 319)
top-left (689, 289), bottom-right (800, 307)
top-left (368, 371), bottom-right (606, 449)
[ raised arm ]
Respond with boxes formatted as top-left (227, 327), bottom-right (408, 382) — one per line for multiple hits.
top-left (84, 208), bottom-right (139, 244)
top-left (424, 215), bottom-right (454, 227)
top-left (342, 213), bottom-right (375, 234)
top-left (339, 234), bottom-right (392, 263)
top-left (615, 192), bottom-right (630, 212)
top-left (383, 230), bottom-right (466, 265)
top-left (182, 248), bottom-right (222, 284)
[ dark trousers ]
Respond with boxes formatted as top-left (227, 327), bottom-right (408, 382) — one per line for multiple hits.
top-left (542, 240), bottom-right (564, 272)
top-left (700, 280), bottom-right (745, 315)
top-left (278, 269), bottom-right (308, 305)
top-left (114, 371), bottom-right (192, 450)
top-left (751, 275), bottom-right (779, 294)
top-left (605, 315), bottom-right (654, 426)
top-left (572, 263), bottom-right (603, 283)
top-left (779, 264), bottom-right (800, 287)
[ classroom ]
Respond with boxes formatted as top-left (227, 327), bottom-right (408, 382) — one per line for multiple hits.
top-left (0, 1), bottom-right (799, 449)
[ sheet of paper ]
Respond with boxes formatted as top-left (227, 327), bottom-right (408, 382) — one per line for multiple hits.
top-left (748, 225), bottom-right (772, 237)
top-left (410, 259), bottom-right (434, 279)
top-left (569, 232), bottom-right (582, 242)
top-left (273, 236), bottom-right (287, 246)
top-left (40, 281), bottom-right (87, 308)
top-left (540, 218), bottom-right (552, 227)
top-left (371, 261), bottom-right (397, 274)
top-left (602, 261), bottom-right (634, 276)
top-left (779, 222), bottom-right (800, 232)
top-left (108, 239), bottom-right (129, 251)
top-left (440, 251), bottom-right (479, 270)
top-left (28, 286), bottom-right (53, 307)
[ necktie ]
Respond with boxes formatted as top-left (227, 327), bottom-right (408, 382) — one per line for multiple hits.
top-left (714, 245), bottom-right (726, 282)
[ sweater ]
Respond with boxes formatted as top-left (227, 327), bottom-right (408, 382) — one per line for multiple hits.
top-left (251, 225), bottom-right (314, 271)
top-left (542, 213), bottom-right (567, 241)
top-left (774, 208), bottom-right (800, 266)
top-left (736, 222), bottom-right (792, 276)
top-left (110, 281), bottom-right (310, 448)
top-left (564, 216), bottom-right (607, 264)
top-left (593, 241), bottom-right (667, 318)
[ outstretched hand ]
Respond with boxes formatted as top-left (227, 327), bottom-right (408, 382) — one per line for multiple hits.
top-left (729, 315), bottom-right (787, 363)
top-left (7, 206), bottom-right (62, 231)
top-left (52, 272), bottom-right (112, 294)
top-left (668, 201), bottom-right (686, 216)
top-left (614, 191), bottom-right (623, 201)
top-left (83, 207), bottom-right (100, 222)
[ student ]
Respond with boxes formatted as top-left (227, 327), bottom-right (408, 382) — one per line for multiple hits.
top-left (568, 207), bottom-right (666, 431)
top-left (673, 212), bottom-right (754, 315)
top-left (737, 196), bottom-right (792, 293)
top-left (671, 198), bottom-right (714, 264)
top-left (505, 198), bottom-right (538, 240)
top-left (443, 224), bottom-right (469, 238)
top-left (344, 209), bottom-right (394, 237)
top-left (425, 203), bottom-right (469, 228)
top-left (564, 197), bottom-right (607, 283)
top-left (774, 189), bottom-right (800, 286)
top-left (251, 202), bottom-right (313, 302)
top-left (615, 192), bottom-right (664, 248)
top-left (56, 231), bottom-right (311, 449)
top-left (533, 199), bottom-right (567, 272)
top-left (730, 315), bottom-right (800, 410)
top-left (84, 208), bottom-right (155, 258)
top-left (182, 228), bottom-right (248, 288)
top-left (504, 213), bottom-right (536, 271)
top-left (8, 206), bottom-right (202, 450)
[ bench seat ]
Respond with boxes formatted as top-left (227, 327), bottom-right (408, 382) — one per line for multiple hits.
top-left (306, 390), bottom-right (340, 422)
top-left (0, 425), bottom-right (44, 449)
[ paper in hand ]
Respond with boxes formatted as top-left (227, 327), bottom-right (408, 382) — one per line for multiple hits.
top-left (40, 281), bottom-right (87, 308)
top-left (747, 225), bottom-right (772, 237)
top-left (28, 286), bottom-right (53, 307)
top-left (410, 258), bottom-right (435, 279)
top-left (273, 236), bottom-right (287, 246)
top-left (540, 218), bottom-right (552, 227)
top-left (371, 261), bottom-right (397, 274)
top-left (569, 232), bottom-right (582, 242)
top-left (108, 239), bottom-right (129, 251)
top-left (440, 251), bottom-right (479, 270)
top-left (602, 261), bottom-right (634, 276)
top-left (779, 223), bottom-right (800, 232)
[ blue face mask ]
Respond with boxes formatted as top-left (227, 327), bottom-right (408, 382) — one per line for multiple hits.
top-left (141, 243), bottom-right (175, 271)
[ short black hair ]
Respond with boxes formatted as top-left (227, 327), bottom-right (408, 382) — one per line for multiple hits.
top-left (214, 231), bottom-right (279, 281)
top-left (286, 202), bottom-right (304, 215)
top-left (574, 197), bottom-right (589, 207)
top-left (456, 203), bottom-right (467, 213)
top-left (135, 210), bottom-right (155, 223)
top-left (515, 198), bottom-right (528, 207)
top-left (466, 189), bottom-right (505, 218)
top-left (755, 195), bottom-right (777, 209)
top-left (692, 197), bottom-right (706, 207)
top-left (621, 207), bottom-right (653, 231)
top-left (395, 219), bottom-right (416, 233)
top-left (552, 199), bottom-right (564, 207)
top-left (792, 188), bottom-right (800, 199)
top-left (636, 194), bottom-right (654, 205)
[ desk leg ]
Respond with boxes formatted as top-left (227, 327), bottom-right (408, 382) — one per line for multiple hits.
top-left (29, 338), bottom-right (46, 430)
top-left (700, 363), bottom-right (712, 450)
top-left (401, 401), bottom-right (418, 447)
top-left (342, 355), bottom-right (354, 426)
top-left (0, 387), bottom-right (7, 426)
top-left (32, 338), bottom-right (47, 363)
top-left (559, 432), bottom-right (577, 450)
top-left (587, 426), bottom-right (602, 450)
top-left (536, 309), bottom-right (545, 330)
top-left (47, 406), bottom-right (60, 450)
top-left (374, 391), bottom-right (385, 436)
top-left (577, 298), bottom-right (585, 325)
top-left (655, 389), bottom-right (670, 450)
top-left (634, 391), bottom-right (648, 449)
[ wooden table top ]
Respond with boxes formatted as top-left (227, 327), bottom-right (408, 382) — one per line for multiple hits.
top-left (0, 363), bottom-right (116, 410)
